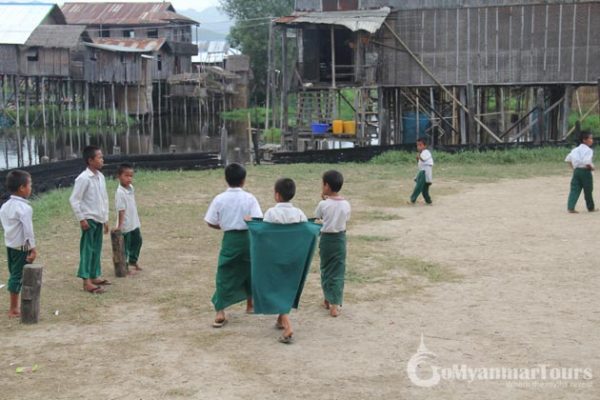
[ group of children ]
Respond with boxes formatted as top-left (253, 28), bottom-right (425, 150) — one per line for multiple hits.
top-left (1, 146), bottom-right (143, 316)
top-left (204, 164), bottom-right (351, 343)
top-left (5, 131), bottom-right (594, 331)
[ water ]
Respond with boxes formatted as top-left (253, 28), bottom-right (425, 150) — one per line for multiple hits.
top-left (0, 118), bottom-right (221, 170)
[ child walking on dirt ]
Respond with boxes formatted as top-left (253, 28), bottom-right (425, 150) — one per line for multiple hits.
top-left (115, 163), bottom-right (143, 273)
top-left (565, 131), bottom-right (596, 213)
top-left (0, 170), bottom-right (37, 318)
top-left (263, 178), bottom-right (308, 343)
top-left (409, 138), bottom-right (434, 205)
top-left (69, 146), bottom-right (110, 294)
top-left (205, 163), bottom-right (263, 328)
top-left (315, 170), bottom-right (351, 318)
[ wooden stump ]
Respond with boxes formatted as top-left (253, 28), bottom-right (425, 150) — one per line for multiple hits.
top-left (21, 264), bottom-right (43, 324)
top-left (111, 230), bottom-right (128, 277)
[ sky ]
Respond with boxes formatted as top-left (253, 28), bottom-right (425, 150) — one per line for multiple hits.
top-left (13, 0), bottom-right (222, 12)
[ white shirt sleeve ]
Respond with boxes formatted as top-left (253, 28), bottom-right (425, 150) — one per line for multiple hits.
top-left (101, 176), bottom-right (109, 224)
top-left (249, 196), bottom-right (263, 218)
top-left (314, 201), bottom-right (324, 219)
top-left (19, 206), bottom-right (35, 249)
top-left (263, 208), bottom-right (274, 223)
top-left (69, 177), bottom-right (88, 221)
top-left (299, 209), bottom-right (308, 222)
top-left (204, 198), bottom-right (220, 225)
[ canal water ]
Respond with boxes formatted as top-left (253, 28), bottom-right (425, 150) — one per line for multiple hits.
top-left (0, 119), bottom-right (221, 170)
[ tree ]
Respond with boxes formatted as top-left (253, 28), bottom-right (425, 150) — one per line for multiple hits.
top-left (219, 0), bottom-right (294, 105)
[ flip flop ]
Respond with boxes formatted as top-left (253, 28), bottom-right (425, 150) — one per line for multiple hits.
top-left (84, 286), bottom-right (105, 294)
top-left (277, 334), bottom-right (294, 344)
top-left (92, 279), bottom-right (111, 286)
top-left (212, 318), bottom-right (228, 328)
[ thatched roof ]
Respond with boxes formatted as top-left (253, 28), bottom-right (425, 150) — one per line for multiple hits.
top-left (25, 25), bottom-right (89, 48)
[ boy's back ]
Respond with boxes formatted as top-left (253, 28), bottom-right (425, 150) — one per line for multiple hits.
top-left (315, 198), bottom-right (351, 232)
top-left (205, 187), bottom-right (262, 230)
top-left (0, 196), bottom-right (35, 249)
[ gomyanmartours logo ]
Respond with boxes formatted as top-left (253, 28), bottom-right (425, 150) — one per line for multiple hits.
top-left (406, 334), bottom-right (593, 388)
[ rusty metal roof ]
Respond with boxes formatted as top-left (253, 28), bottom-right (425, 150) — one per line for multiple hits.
top-left (26, 25), bottom-right (89, 48)
top-left (62, 2), bottom-right (197, 26)
top-left (275, 7), bottom-right (390, 33)
top-left (86, 37), bottom-right (167, 53)
top-left (0, 3), bottom-right (65, 45)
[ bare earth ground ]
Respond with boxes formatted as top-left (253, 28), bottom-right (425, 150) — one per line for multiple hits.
top-left (0, 167), bottom-right (598, 399)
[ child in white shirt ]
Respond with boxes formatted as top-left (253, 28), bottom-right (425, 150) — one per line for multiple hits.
top-left (410, 138), bottom-right (434, 205)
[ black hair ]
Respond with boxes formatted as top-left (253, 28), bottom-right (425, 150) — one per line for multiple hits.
top-left (322, 170), bottom-right (344, 193)
top-left (82, 145), bottom-right (100, 165)
top-left (117, 163), bottom-right (134, 175)
top-left (6, 170), bottom-right (31, 194)
top-left (225, 163), bottom-right (246, 187)
top-left (416, 137), bottom-right (428, 146)
top-left (274, 178), bottom-right (296, 202)
top-left (580, 131), bottom-right (593, 143)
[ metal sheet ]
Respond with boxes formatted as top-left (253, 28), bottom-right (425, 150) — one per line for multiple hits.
top-left (62, 2), bottom-right (197, 26)
top-left (275, 7), bottom-right (391, 33)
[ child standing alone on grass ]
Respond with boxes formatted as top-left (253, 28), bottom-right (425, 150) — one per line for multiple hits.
top-left (0, 170), bottom-right (37, 318)
top-left (263, 178), bottom-right (307, 343)
top-left (115, 163), bottom-right (143, 273)
top-left (69, 145), bottom-right (110, 294)
top-left (205, 163), bottom-right (263, 328)
top-left (565, 131), bottom-right (596, 213)
top-left (409, 138), bottom-right (434, 205)
top-left (315, 170), bottom-right (351, 318)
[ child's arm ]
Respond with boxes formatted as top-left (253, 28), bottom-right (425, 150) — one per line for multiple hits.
top-left (26, 248), bottom-right (36, 263)
top-left (117, 210), bottom-right (125, 231)
top-left (207, 222), bottom-right (221, 230)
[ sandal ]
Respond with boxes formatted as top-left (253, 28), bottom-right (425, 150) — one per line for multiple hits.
top-left (277, 334), bottom-right (294, 344)
top-left (212, 318), bottom-right (228, 328)
top-left (84, 286), bottom-right (105, 294)
top-left (92, 279), bottom-right (111, 286)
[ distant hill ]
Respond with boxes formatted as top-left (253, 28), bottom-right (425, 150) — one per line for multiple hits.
top-left (179, 6), bottom-right (233, 42)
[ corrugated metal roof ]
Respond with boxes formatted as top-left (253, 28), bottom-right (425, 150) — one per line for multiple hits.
top-left (0, 3), bottom-right (62, 45)
top-left (192, 41), bottom-right (241, 64)
top-left (25, 24), bottom-right (88, 48)
top-left (86, 37), bottom-right (166, 53)
top-left (62, 2), bottom-right (197, 26)
top-left (275, 7), bottom-right (390, 33)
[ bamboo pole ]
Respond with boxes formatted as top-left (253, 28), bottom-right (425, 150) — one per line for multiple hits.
top-left (41, 77), bottom-right (47, 129)
top-left (563, 100), bottom-right (599, 139)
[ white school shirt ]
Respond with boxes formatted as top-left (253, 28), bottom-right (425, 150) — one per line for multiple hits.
top-left (69, 168), bottom-right (109, 224)
top-left (204, 188), bottom-right (263, 231)
top-left (263, 203), bottom-right (308, 224)
top-left (0, 195), bottom-right (35, 250)
top-left (565, 144), bottom-right (594, 169)
top-left (314, 197), bottom-right (351, 233)
top-left (115, 184), bottom-right (141, 233)
top-left (418, 149), bottom-right (434, 183)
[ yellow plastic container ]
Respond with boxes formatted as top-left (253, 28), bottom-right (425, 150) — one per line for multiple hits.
top-left (332, 120), bottom-right (344, 134)
top-left (343, 121), bottom-right (356, 135)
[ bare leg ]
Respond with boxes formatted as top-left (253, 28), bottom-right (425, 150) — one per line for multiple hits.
top-left (8, 292), bottom-right (20, 318)
top-left (322, 299), bottom-right (330, 310)
top-left (275, 314), bottom-right (284, 329)
top-left (246, 297), bottom-right (254, 314)
top-left (280, 314), bottom-right (293, 338)
top-left (212, 309), bottom-right (227, 328)
top-left (329, 304), bottom-right (340, 317)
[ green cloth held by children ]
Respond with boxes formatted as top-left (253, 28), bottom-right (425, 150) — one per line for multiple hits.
top-left (211, 230), bottom-right (252, 310)
top-left (319, 232), bottom-right (347, 306)
top-left (246, 220), bottom-right (321, 315)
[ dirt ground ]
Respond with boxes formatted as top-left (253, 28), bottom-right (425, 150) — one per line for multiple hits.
top-left (1, 172), bottom-right (598, 399)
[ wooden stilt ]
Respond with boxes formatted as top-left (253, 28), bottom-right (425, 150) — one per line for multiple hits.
top-left (20, 264), bottom-right (43, 324)
top-left (124, 84), bottom-right (129, 129)
top-left (24, 77), bottom-right (29, 128)
top-left (561, 85), bottom-right (573, 138)
top-left (84, 81), bottom-right (89, 127)
top-left (111, 82), bottom-right (116, 126)
top-left (110, 230), bottom-right (128, 278)
top-left (14, 76), bottom-right (20, 128)
top-left (41, 77), bottom-right (47, 129)
top-left (536, 88), bottom-right (545, 144)
top-left (67, 79), bottom-right (73, 128)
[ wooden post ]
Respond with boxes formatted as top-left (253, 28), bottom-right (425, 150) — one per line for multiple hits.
top-left (41, 77), bottom-right (47, 129)
top-left (24, 77), bottom-right (29, 128)
top-left (67, 79), bottom-right (73, 128)
top-left (536, 87), bottom-right (545, 144)
top-left (561, 85), bottom-right (573, 138)
top-left (21, 264), bottom-right (43, 324)
top-left (111, 82), bottom-right (117, 126)
top-left (330, 26), bottom-right (336, 89)
top-left (281, 28), bottom-right (289, 134)
top-left (265, 20), bottom-right (274, 131)
top-left (110, 230), bottom-right (128, 277)
top-left (14, 76), bottom-right (20, 128)
top-left (84, 81), bottom-right (89, 127)
top-left (467, 82), bottom-right (477, 144)
top-left (124, 84), bottom-right (129, 128)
